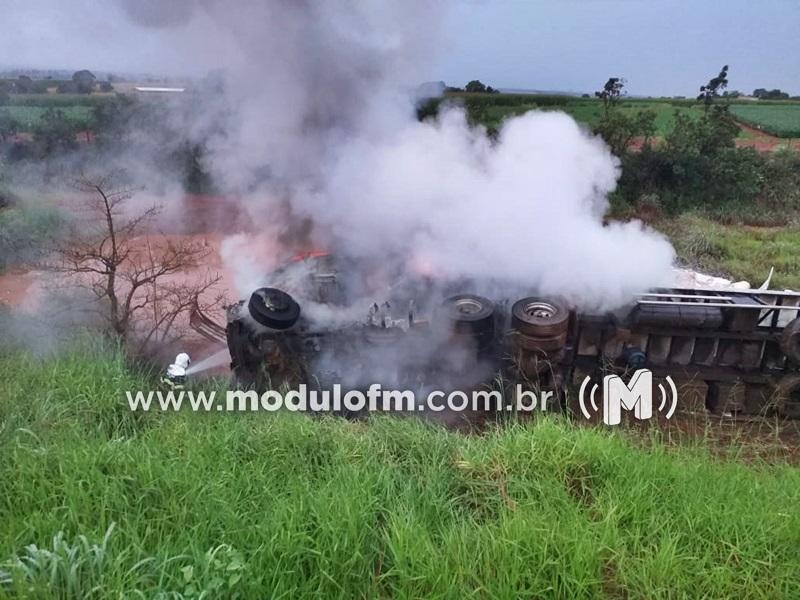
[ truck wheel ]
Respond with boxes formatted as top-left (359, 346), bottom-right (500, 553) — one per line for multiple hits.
top-left (440, 294), bottom-right (495, 337)
top-left (515, 331), bottom-right (567, 352)
top-left (512, 297), bottom-right (569, 337)
top-left (780, 318), bottom-right (800, 364)
top-left (248, 287), bottom-right (301, 330)
top-left (775, 374), bottom-right (800, 419)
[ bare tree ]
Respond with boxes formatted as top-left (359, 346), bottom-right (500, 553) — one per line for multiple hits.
top-left (45, 172), bottom-right (221, 352)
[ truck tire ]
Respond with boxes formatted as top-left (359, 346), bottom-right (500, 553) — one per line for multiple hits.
top-left (511, 297), bottom-right (569, 337)
top-left (248, 287), bottom-right (301, 330)
top-left (775, 374), bottom-right (800, 419)
top-left (440, 294), bottom-right (495, 338)
top-left (515, 331), bottom-right (567, 352)
top-left (780, 317), bottom-right (800, 364)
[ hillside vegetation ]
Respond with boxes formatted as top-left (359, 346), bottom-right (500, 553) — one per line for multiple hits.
top-left (662, 214), bottom-right (800, 289)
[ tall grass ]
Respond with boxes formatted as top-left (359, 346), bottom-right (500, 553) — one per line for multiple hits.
top-left (1, 344), bottom-right (799, 597)
top-left (660, 214), bottom-right (800, 289)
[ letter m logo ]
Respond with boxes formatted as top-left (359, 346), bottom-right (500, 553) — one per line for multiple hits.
top-left (602, 369), bottom-right (653, 425)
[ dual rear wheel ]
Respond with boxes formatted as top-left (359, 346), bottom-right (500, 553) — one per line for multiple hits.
top-left (511, 297), bottom-right (570, 353)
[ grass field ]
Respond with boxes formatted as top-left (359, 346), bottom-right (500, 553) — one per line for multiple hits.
top-left (442, 93), bottom-right (800, 142)
top-left (4, 93), bottom-right (112, 107)
top-left (482, 99), bottom-right (703, 135)
top-left (0, 105), bottom-right (93, 130)
top-left (450, 94), bottom-right (703, 135)
top-left (1, 343), bottom-right (800, 598)
top-left (0, 200), bottom-right (64, 273)
top-left (730, 104), bottom-right (800, 138)
top-left (660, 214), bottom-right (800, 289)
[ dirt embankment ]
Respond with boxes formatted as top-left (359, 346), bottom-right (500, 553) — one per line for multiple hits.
top-left (733, 121), bottom-right (800, 152)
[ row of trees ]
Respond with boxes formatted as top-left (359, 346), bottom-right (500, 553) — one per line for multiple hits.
top-left (752, 88), bottom-right (792, 100)
top-left (723, 89), bottom-right (795, 100)
top-left (445, 80), bottom-right (501, 94)
top-left (0, 70), bottom-right (112, 98)
top-left (447, 74), bottom-right (794, 100)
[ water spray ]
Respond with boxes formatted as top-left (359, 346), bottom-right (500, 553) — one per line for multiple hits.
top-left (185, 348), bottom-right (231, 376)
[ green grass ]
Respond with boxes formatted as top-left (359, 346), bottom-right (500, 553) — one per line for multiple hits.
top-left (5, 93), bottom-right (111, 108)
top-left (0, 200), bottom-right (64, 273)
top-left (0, 106), bottom-right (92, 130)
top-left (447, 93), bottom-right (800, 143)
top-left (478, 99), bottom-right (703, 135)
top-left (661, 214), bottom-right (800, 289)
top-left (566, 101), bottom-right (703, 135)
top-left (1, 343), bottom-right (800, 597)
top-left (730, 104), bottom-right (800, 138)
top-left (444, 94), bottom-right (743, 138)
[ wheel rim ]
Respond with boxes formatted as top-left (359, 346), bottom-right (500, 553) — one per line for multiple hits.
top-left (454, 298), bottom-right (483, 315)
top-left (523, 301), bottom-right (557, 320)
top-left (262, 291), bottom-right (289, 311)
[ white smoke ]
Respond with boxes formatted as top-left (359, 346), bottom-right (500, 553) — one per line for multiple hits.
top-left (117, 0), bottom-right (674, 311)
top-left (303, 108), bottom-right (674, 310)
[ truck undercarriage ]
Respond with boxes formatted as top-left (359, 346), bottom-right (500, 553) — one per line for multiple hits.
top-left (191, 254), bottom-right (800, 420)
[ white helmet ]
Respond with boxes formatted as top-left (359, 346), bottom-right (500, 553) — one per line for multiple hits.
top-left (175, 353), bottom-right (191, 369)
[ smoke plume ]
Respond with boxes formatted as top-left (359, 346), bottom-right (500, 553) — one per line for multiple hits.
top-left (118, 0), bottom-right (674, 311)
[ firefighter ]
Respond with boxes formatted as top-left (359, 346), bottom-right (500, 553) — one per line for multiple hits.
top-left (162, 353), bottom-right (191, 389)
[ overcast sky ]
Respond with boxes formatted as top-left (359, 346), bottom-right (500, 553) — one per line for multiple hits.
top-left (1, 0), bottom-right (797, 97)
top-left (440, 0), bottom-right (800, 96)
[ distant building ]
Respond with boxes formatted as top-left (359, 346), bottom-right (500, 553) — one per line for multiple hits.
top-left (134, 86), bottom-right (186, 94)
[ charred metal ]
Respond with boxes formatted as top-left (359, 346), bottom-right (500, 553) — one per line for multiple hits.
top-left (192, 254), bottom-right (800, 420)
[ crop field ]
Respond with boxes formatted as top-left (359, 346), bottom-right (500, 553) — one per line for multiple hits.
top-left (1, 343), bottom-right (800, 598)
top-left (442, 93), bottom-right (725, 137)
top-left (0, 105), bottom-right (93, 129)
top-left (557, 100), bottom-right (701, 135)
top-left (0, 93), bottom-right (112, 129)
top-left (3, 92), bottom-right (111, 107)
top-left (730, 104), bottom-right (800, 138)
top-left (441, 93), bottom-right (800, 144)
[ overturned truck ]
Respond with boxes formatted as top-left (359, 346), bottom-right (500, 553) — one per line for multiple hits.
top-left (191, 254), bottom-right (800, 419)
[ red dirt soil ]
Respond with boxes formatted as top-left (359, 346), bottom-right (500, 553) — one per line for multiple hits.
top-left (734, 121), bottom-right (800, 152)
top-left (0, 268), bottom-right (42, 308)
top-left (628, 123), bottom-right (800, 153)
